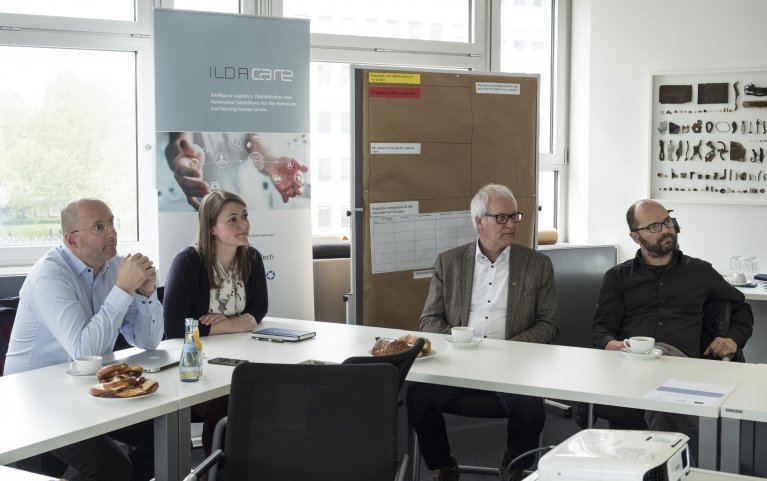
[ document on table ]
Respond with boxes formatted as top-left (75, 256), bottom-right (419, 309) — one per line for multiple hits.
top-left (643, 379), bottom-right (735, 407)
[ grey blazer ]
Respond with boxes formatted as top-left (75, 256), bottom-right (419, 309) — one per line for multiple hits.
top-left (420, 242), bottom-right (559, 344)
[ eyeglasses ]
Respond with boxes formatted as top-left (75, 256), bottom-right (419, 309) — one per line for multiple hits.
top-left (70, 218), bottom-right (120, 235)
top-left (485, 212), bottom-right (523, 224)
top-left (631, 217), bottom-right (675, 233)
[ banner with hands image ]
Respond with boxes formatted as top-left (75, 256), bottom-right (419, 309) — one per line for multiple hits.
top-left (154, 10), bottom-right (313, 319)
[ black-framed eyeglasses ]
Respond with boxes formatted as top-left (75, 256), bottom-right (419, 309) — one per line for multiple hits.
top-left (70, 218), bottom-right (120, 235)
top-left (485, 212), bottom-right (523, 224)
top-left (631, 216), bottom-right (675, 234)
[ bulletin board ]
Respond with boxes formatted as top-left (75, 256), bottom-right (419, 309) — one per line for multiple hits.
top-left (351, 67), bottom-right (539, 329)
top-left (650, 70), bottom-right (767, 203)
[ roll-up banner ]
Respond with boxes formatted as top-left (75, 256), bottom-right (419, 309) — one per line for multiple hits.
top-left (154, 10), bottom-right (314, 320)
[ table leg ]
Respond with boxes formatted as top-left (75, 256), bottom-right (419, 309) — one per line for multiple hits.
top-left (178, 407), bottom-right (192, 477)
top-left (154, 411), bottom-right (179, 481)
top-left (720, 417), bottom-right (741, 473)
top-left (698, 416), bottom-right (718, 470)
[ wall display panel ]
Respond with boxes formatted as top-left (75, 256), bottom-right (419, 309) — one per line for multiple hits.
top-left (651, 70), bottom-right (767, 203)
top-left (352, 68), bottom-right (539, 329)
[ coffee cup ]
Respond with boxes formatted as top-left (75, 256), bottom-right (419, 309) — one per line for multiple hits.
top-left (451, 326), bottom-right (475, 343)
top-left (69, 355), bottom-right (102, 375)
top-left (623, 336), bottom-right (655, 354)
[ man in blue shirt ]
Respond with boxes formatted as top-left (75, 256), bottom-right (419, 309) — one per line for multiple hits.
top-left (4, 198), bottom-right (164, 481)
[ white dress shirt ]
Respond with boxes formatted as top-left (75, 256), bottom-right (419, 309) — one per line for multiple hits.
top-left (467, 242), bottom-right (510, 339)
top-left (4, 245), bottom-right (164, 375)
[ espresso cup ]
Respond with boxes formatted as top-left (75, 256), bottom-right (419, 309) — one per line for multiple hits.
top-left (451, 326), bottom-right (475, 343)
top-left (69, 355), bottom-right (102, 375)
top-left (623, 336), bottom-right (655, 354)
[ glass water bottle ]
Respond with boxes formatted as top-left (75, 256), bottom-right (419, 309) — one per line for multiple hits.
top-left (180, 318), bottom-right (201, 382)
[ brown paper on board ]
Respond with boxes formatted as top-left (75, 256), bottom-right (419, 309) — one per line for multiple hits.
top-left (368, 84), bottom-right (473, 143)
top-left (367, 143), bottom-right (473, 203)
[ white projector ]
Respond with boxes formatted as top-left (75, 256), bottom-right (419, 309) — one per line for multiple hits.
top-left (538, 429), bottom-right (691, 481)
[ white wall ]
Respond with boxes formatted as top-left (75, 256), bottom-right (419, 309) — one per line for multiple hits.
top-left (569, 0), bottom-right (767, 274)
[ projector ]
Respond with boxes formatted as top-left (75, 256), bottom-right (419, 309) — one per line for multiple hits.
top-left (538, 429), bottom-right (691, 481)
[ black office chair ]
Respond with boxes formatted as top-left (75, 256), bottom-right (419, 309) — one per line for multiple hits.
top-left (701, 299), bottom-right (744, 362)
top-left (0, 306), bottom-right (16, 376)
top-left (342, 337), bottom-right (425, 392)
top-left (0, 296), bottom-right (20, 310)
top-left (184, 362), bottom-right (408, 481)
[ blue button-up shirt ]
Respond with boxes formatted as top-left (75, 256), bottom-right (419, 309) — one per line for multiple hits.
top-left (4, 245), bottom-right (164, 375)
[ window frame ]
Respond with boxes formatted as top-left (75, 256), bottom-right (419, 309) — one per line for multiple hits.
top-left (0, 0), bottom-right (151, 35)
top-left (0, 13), bottom-right (157, 269)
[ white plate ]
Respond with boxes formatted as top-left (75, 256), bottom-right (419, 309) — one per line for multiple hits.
top-left (444, 338), bottom-right (483, 349)
top-left (620, 347), bottom-right (663, 360)
top-left (729, 281), bottom-right (755, 287)
top-left (65, 369), bottom-right (97, 379)
top-left (415, 349), bottom-right (437, 361)
top-left (90, 390), bottom-right (157, 400)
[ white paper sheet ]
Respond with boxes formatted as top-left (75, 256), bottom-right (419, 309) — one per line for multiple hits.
top-left (643, 379), bottom-right (735, 407)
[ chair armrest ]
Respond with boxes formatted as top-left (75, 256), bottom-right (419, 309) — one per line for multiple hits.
top-left (394, 453), bottom-right (409, 481)
top-left (182, 449), bottom-right (224, 481)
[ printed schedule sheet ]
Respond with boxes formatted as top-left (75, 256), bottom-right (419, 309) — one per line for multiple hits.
top-left (370, 201), bottom-right (475, 274)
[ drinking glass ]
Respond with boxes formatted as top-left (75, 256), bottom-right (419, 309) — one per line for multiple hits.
top-left (744, 257), bottom-right (759, 282)
top-left (730, 256), bottom-right (745, 280)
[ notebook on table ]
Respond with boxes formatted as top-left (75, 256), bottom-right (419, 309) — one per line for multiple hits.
top-left (251, 327), bottom-right (316, 342)
top-left (102, 349), bottom-right (181, 373)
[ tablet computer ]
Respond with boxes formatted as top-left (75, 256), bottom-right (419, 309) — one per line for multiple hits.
top-left (251, 327), bottom-right (316, 342)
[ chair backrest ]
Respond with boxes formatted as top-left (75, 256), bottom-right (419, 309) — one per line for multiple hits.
top-left (0, 306), bottom-right (17, 376)
top-left (701, 299), bottom-right (744, 362)
top-left (342, 337), bottom-right (425, 390)
top-left (224, 362), bottom-right (400, 481)
top-left (0, 296), bottom-right (19, 310)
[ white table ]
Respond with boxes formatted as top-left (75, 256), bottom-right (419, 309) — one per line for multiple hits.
top-left (0, 318), bottom-right (757, 478)
top-left (720, 364), bottom-right (767, 474)
top-left (318, 333), bottom-right (756, 470)
top-left (523, 468), bottom-right (766, 481)
top-left (0, 317), bottom-right (391, 481)
top-left (737, 284), bottom-right (767, 301)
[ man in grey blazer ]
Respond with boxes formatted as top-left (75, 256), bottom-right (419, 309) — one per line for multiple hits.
top-left (407, 184), bottom-right (559, 481)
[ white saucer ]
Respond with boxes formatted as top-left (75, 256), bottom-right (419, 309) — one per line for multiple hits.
top-left (65, 369), bottom-right (97, 378)
top-left (444, 338), bottom-right (482, 349)
top-left (415, 349), bottom-right (437, 361)
top-left (729, 281), bottom-right (755, 287)
top-left (620, 347), bottom-right (662, 360)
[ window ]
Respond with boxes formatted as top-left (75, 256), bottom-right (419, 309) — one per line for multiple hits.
top-left (282, 0), bottom-right (473, 43)
top-left (0, 47), bottom-right (138, 246)
top-left (500, 1), bottom-right (553, 152)
top-left (171, 0), bottom-right (239, 13)
top-left (317, 111), bottom-right (333, 134)
top-left (537, 170), bottom-right (557, 230)
top-left (0, 1), bottom-right (155, 267)
top-left (0, 0), bottom-right (135, 20)
top-left (340, 206), bottom-right (350, 227)
top-left (499, 0), bottom-right (567, 235)
top-left (317, 158), bottom-right (332, 181)
top-left (0, 0), bottom-right (567, 267)
top-left (317, 206), bottom-right (332, 228)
